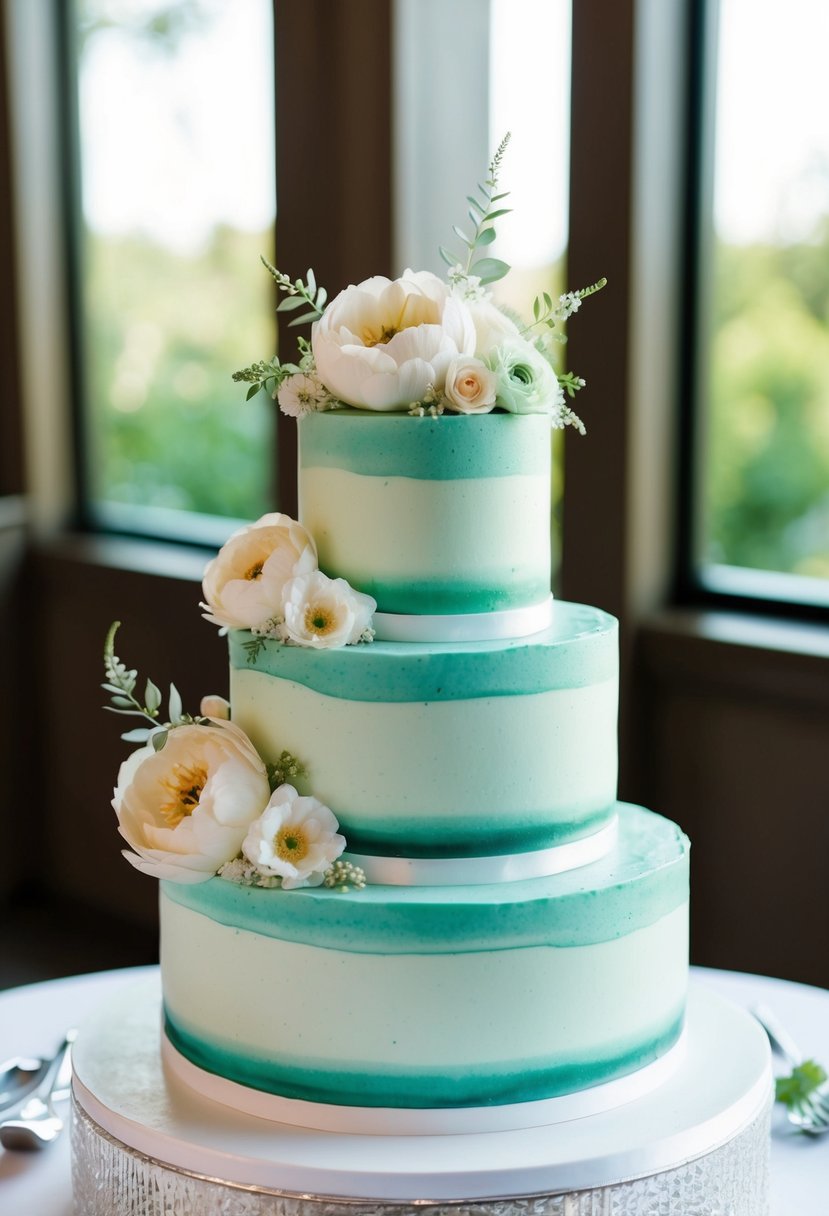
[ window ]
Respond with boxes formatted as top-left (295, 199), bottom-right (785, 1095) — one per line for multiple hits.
top-left (691, 0), bottom-right (829, 609)
top-left (68, 0), bottom-right (276, 543)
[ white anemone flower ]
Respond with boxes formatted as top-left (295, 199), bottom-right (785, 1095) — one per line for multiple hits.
top-left (113, 720), bottom-right (271, 883)
top-left (242, 784), bottom-right (346, 889)
top-left (282, 570), bottom-right (375, 649)
top-left (312, 269), bottom-right (476, 410)
top-left (201, 513), bottom-right (318, 632)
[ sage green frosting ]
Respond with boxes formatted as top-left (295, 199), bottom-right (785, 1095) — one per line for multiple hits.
top-left (299, 409), bottom-right (551, 480)
top-left (229, 600), bottom-right (617, 704)
top-left (164, 1006), bottom-right (685, 1108)
top-left (161, 804), bottom-right (689, 955)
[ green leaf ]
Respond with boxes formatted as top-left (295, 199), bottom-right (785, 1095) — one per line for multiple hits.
top-left (315, 287), bottom-right (328, 309)
top-left (482, 207), bottom-right (512, 222)
top-left (121, 727), bottom-right (152, 743)
top-left (776, 1060), bottom-right (828, 1107)
top-left (474, 227), bottom-right (496, 247)
top-left (306, 267), bottom-right (316, 295)
top-left (111, 695), bottom-right (134, 709)
top-left (151, 730), bottom-right (169, 753)
top-left (288, 310), bottom-right (321, 327)
top-left (466, 194), bottom-right (485, 214)
top-left (276, 296), bottom-right (306, 312)
top-left (452, 225), bottom-right (472, 246)
top-left (144, 679), bottom-right (162, 713)
top-left (470, 257), bottom-right (511, 285)
top-left (438, 245), bottom-right (456, 267)
top-left (533, 297), bottom-right (540, 321)
top-left (246, 383), bottom-right (262, 401)
top-left (168, 683), bottom-right (183, 723)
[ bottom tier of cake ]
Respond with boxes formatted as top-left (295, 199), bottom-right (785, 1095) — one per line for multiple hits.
top-left (159, 804), bottom-right (688, 1128)
top-left (70, 975), bottom-right (773, 1216)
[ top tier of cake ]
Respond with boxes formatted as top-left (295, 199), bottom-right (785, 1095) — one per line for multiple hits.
top-left (298, 410), bottom-right (552, 621)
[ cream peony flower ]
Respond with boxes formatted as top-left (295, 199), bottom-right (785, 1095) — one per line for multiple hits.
top-left (242, 784), bottom-right (346, 889)
top-left (282, 570), bottom-right (375, 649)
top-left (487, 338), bottom-right (562, 415)
top-left (443, 356), bottom-right (497, 415)
top-left (113, 720), bottom-right (271, 883)
top-left (202, 513), bottom-right (318, 632)
top-left (466, 298), bottom-right (521, 359)
top-left (312, 269), bottom-right (475, 410)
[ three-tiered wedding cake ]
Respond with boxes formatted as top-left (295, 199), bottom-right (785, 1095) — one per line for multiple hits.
top-left (157, 406), bottom-right (689, 1133)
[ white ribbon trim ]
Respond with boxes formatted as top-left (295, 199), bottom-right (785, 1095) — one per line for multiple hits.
top-left (372, 595), bottom-right (554, 643)
top-left (346, 816), bottom-right (618, 887)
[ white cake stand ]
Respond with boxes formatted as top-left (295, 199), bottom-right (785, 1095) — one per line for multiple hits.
top-left (71, 975), bottom-right (772, 1216)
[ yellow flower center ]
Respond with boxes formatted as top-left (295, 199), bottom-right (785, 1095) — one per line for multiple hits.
top-left (304, 603), bottom-right (337, 635)
top-left (363, 323), bottom-right (399, 348)
top-left (244, 560), bottom-right (265, 580)
top-left (274, 825), bottom-right (309, 862)
top-left (159, 763), bottom-right (208, 828)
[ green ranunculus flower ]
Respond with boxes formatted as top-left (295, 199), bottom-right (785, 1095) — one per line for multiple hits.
top-left (488, 338), bottom-right (561, 415)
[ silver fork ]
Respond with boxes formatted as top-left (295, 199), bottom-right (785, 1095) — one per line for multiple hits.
top-left (753, 1004), bottom-right (829, 1135)
top-left (0, 1031), bottom-right (76, 1151)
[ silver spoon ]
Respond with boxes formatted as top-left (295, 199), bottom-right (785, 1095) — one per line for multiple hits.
top-left (0, 1031), bottom-right (76, 1151)
top-left (753, 1004), bottom-right (829, 1135)
top-left (0, 1056), bottom-right (44, 1112)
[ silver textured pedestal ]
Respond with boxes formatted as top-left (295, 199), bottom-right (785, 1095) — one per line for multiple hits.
top-left (71, 976), bottom-right (772, 1216)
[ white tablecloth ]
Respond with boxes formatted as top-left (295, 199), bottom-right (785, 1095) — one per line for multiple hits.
top-left (0, 965), bottom-right (826, 1215)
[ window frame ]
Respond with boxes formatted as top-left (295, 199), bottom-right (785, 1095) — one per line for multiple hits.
top-left (675, 0), bottom-right (829, 623)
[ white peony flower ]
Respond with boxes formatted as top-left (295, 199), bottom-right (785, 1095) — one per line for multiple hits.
top-left (113, 720), bottom-right (271, 883)
top-left (466, 298), bottom-right (521, 359)
top-left (311, 269), bottom-right (475, 410)
top-left (202, 513), bottom-right (318, 632)
top-left (277, 373), bottom-right (328, 419)
top-left (443, 356), bottom-right (497, 415)
top-left (487, 338), bottom-right (562, 415)
top-left (242, 784), bottom-right (346, 889)
top-left (281, 570), bottom-right (375, 649)
top-left (199, 694), bottom-right (230, 720)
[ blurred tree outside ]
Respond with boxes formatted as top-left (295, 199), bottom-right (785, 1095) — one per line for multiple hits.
top-left (84, 224), bottom-right (275, 520)
top-left (705, 229), bottom-right (829, 582)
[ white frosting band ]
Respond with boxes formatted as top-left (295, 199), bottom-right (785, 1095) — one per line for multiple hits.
top-left (346, 816), bottom-right (618, 886)
top-left (372, 595), bottom-right (554, 643)
top-left (160, 1029), bottom-right (687, 1136)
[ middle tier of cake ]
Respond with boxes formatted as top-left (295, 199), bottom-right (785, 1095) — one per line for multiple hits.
top-left (229, 600), bottom-right (618, 864)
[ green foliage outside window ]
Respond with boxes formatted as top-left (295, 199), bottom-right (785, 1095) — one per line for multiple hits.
top-left (84, 225), bottom-right (274, 521)
top-left (705, 232), bottom-right (829, 582)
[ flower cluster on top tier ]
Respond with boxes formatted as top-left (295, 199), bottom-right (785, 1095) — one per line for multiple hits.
top-left (201, 512), bottom-right (375, 649)
top-left (233, 133), bottom-right (604, 428)
top-left (103, 625), bottom-right (361, 890)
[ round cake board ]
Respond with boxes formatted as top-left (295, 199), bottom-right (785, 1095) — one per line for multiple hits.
top-left (71, 974), bottom-right (771, 1202)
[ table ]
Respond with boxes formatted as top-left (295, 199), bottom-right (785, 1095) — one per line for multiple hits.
top-left (0, 966), bottom-right (826, 1215)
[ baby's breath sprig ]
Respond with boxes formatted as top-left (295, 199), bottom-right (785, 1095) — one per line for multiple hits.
top-left (323, 859), bottom-right (367, 892)
top-left (267, 751), bottom-right (307, 791)
top-left (526, 278), bottom-right (608, 339)
top-left (440, 131), bottom-right (513, 288)
top-left (103, 621), bottom-right (194, 750)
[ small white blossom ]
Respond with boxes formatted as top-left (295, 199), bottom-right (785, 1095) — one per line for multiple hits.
top-left (277, 373), bottom-right (329, 418)
top-left (556, 292), bottom-right (583, 320)
top-left (242, 784), bottom-right (345, 889)
top-left (282, 570), bottom-right (375, 649)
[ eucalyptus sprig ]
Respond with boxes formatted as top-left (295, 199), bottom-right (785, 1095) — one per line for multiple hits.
top-left (262, 256), bottom-right (328, 327)
top-left (103, 621), bottom-right (206, 752)
top-left (440, 131), bottom-right (513, 286)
